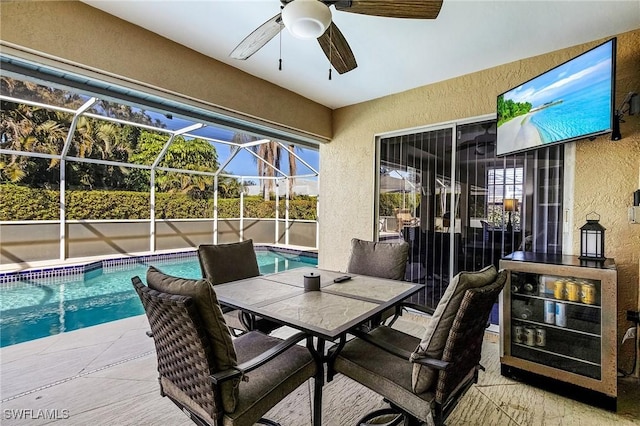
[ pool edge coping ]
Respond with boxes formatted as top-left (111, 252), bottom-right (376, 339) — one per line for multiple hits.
top-left (0, 245), bottom-right (318, 285)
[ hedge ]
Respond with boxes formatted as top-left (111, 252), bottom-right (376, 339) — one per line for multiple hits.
top-left (0, 184), bottom-right (60, 220)
top-left (0, 184), bottom-right (317, 221)
top-left (378, 193), bottom-right (420, 216)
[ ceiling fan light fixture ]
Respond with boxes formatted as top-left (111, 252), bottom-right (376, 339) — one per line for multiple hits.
top-left (282, 0), bottom-right (332, 39)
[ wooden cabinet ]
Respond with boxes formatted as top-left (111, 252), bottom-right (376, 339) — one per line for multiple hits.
top-left (499, 251), bottom-right (617, 409)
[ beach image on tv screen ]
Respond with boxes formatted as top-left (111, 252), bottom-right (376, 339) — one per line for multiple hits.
top-left (497, 40), bottom-right (613, 156)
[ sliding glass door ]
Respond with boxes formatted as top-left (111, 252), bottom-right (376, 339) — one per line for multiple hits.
top-left (377, 119), bottom-right (564, 314)
top-left (378, 125), bottom-right (455, 307)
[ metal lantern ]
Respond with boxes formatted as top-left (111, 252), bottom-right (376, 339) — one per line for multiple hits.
top-left (579, 212), bottom-right (606, 261)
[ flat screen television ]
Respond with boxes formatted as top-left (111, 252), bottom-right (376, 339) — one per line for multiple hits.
top-left (496, 38), bottom-right (616, 156)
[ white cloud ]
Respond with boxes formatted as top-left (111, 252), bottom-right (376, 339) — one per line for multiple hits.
top-left (505, 58), bottom-right (610, 105)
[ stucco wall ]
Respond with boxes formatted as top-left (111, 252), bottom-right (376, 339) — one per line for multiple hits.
top-left (321, 29), bottom-right (640, 371)
top-left (0, 0), bottom-right (332, 141)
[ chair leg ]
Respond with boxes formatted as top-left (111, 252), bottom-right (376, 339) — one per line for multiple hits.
top-left (385, 305), bottom-right (404, 328)
top-left (239, 311), bottom-right (255, 331)
top-left (165, 395), bottom-right (210, 426)
top-left (326, 335), bottom-right (346, 382)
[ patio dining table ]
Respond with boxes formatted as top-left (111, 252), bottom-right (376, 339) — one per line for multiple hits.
top-left (214, 266), bottom-right (423, 426)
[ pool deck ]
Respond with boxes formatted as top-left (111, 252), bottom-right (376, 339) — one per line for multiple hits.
top-left (1, 315), bottom-right (639, 425)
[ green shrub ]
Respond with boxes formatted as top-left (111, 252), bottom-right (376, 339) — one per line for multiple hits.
top-left (0, 184), bottom-right (317, 221)
top-left (0, 184), bottom-right (59, 220)
top-left (155, 193), bottom-right (210, 219)
top-left (67, 190), bottom-right (150, 219)
top-left (378, 193), bottom-right (420, 216)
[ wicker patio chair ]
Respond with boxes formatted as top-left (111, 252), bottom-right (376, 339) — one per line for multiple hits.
top-left (133, 273), bottom-right (320, 426)
top-left (197, 240), bottom-right (281, 335)
top-left (328, 266), bottom-right (507, 426)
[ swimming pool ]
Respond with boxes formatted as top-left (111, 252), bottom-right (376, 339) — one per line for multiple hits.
top-left (0, 249), bottom-right (317, 347)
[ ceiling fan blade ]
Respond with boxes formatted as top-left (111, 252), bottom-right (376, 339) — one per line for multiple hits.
top-left (230, 13), bottom-right (283, 60)
top-left (334, 0), bottom-right (443, 19)
top-left (317, 22), bottom-right (357, 74)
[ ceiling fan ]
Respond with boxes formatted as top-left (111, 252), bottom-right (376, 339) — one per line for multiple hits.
top-left (457, 122), bottom-right (496, 155)
top-left (229, 0), bottom-right (443, 75)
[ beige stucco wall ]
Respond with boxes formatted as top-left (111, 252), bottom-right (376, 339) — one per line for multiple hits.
top-left (573, 30), bottom-right (640, 373)
top-left (0, 0), bottom-right (332, 141)
top-left (321, 29), bottom-right (640, 371)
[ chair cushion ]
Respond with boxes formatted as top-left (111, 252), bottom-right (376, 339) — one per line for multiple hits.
top-left (198, 240), bottom-right (260, 285)
top-left (333, 326), bottom-right (435, 422)
top-left (146, 266), bottom-right (240, 413)
top-left (346, 238), bottom-right (409, 280)
top-left (411, 265), bottom-right (497, 393)
top-left (224, 331), bottom-right (316, 426)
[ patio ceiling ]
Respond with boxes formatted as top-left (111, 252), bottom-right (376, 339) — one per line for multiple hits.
top-left (81, 0), bottom-right (640, 109)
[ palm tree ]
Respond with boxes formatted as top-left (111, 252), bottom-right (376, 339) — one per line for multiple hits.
top-left (129, 132), bottom-right (217, 197)
top-left (257, 141), bottom-right (281, 200)
top-left (286, 144), bottom-right (297, 198)
top-left (0, 101), bottom-right (69, 184)
top-left (0, 77), bottom-right (161, 188)
top-left (217, 176), bottom-right (247, 198)
top-left (231, 133), bottom-right (301, 201)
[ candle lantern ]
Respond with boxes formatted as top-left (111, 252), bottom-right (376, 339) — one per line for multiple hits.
top-left (579, 212), bottom-right (606, 261)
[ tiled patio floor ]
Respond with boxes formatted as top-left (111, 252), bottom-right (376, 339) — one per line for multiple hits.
top-left (1, 315), bottom-right (638, 425)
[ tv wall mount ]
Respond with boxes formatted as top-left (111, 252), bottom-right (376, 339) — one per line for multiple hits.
top-left (612, 91), bottom-right (639, 140)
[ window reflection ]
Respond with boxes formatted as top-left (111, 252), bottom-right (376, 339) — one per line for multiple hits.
top-left (377, 120), bottom-right (564, 310)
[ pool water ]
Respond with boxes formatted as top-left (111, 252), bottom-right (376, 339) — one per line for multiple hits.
top-left (0, 251), bottom-right (317, 347)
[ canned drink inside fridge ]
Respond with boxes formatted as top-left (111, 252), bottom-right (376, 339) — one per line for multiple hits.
top-left (539, 277), bottom-right (548, 296)
top-left (581, 282), bottom-right (596, 305)
top-left (553, 280), bottom-right (565, 300)
top-left (536, 328), bottom-right (546, 346)
top-left (544, 300), bottom-right (555, 324)
top-left (513, 325), bottom-right (524, 344)
top-left (524, 327), bottom-right (536, 346)
top-left (555, 302), bottom-right (567, 327)
top-left (565, 280), bottom-right (580, 302)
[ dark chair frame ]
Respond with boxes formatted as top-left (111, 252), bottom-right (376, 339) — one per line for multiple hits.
top-left (328, 276), bottom-right (505, 426)
top-left (132, 276), bottom-right (321, 426)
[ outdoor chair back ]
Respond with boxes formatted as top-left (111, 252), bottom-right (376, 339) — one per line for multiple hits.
top-left (197, 240), bottom-right (280, 335)
top-left (346, 238), bottom-right (410, 326)
top-left (133, 273), bottom-right (317, 426)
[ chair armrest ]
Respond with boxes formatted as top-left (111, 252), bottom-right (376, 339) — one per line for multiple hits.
top-left (410, 356), bottom-right (452, 371)
top-left (210, 332), bottom-right (308, 385)
top-left (350, 328), bottom-right (415, 361)
top-left (386, 302), bottom-right (435, 326)
top-left (398, 302), bottom-right (436, 316)
top-left (350, 328), bottom-right (452, 371)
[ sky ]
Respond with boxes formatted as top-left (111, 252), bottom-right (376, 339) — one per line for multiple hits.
top-left (503, 39), bottom-right (613, 108)
top-left (142, 110), bottom-right (319, 178)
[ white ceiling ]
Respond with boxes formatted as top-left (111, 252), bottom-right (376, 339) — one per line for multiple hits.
top-left (83, 0), bottom-right (639, 109)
